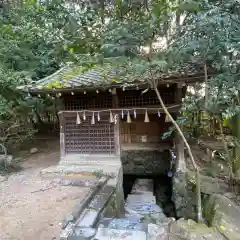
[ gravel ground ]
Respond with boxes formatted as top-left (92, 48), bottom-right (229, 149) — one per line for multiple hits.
top-left (0, 147), bottom-right (90, 240)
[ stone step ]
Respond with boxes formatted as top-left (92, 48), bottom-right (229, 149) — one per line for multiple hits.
top-left (148, 223), bottom-right (169, 240)
top-left (102, 218), bottom-right (147, 232)
top-left (70, 227), bottom-right (97, 239)
top-left (142, 213), bottom-right (171, 225)
top-left (100, 218), bottom-right (148, 232)
top-left (124, 214), bottom-right (144, 222)
top-left (126, 193), bottom-right (156, 204)
top-left (125, 202), bottom-right (163, 215)
top-left (41, 164), bottom-right (120, 177)
top-left (94, 227), bottom-right (147, 240)
top-left (132, 179), bottom-right (154, 193)
top-left (130, 190), bottom-right (154, 195)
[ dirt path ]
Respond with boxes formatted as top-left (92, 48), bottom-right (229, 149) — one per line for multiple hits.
top-left (0, 145), bottom-right (90, 240)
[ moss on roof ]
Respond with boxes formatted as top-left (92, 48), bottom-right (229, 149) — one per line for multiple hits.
top-left (21, 62), bottom-right (209, 92)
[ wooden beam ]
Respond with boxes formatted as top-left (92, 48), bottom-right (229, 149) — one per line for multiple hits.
top-left (58, 104), bottom-right (182, 116)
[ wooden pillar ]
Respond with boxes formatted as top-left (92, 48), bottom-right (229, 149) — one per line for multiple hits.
top-left (176, 82), bottom-right (183, 103)
top-left (55, 96), bottom-right (65, 111)
top-left (112, 88), bottom-right (120, 156)
top-left (58, 112), bottom-right (66, 160)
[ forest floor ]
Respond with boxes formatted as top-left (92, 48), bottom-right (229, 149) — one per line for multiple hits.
top-left (0, 139), bottom-right (90, 240)
top-left (187, 137), bottom-right (231, 179)
top-left (188, 137), bottom-right (240, 205)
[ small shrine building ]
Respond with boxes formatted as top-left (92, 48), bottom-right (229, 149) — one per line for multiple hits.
top-left (21, 64), bottom-right (210, 175)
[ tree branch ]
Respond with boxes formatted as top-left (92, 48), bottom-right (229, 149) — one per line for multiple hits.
top-left (204, 64), bottom-right (208, 109)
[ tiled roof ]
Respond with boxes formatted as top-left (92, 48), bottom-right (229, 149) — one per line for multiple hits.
top-left (20, 62), bottom-right (209, 92)
top-left (21, 65), bottom-right (125, 91)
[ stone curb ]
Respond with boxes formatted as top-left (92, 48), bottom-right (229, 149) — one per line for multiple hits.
top-left (60, 177), bottom-right (116, 240)
top-left (61, 177), bottom-right (108, 230)
top-left (70, 184), bottom-right (116, 238)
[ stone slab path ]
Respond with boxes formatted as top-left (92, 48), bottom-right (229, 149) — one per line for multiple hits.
top-left (94, 179), bottom-right (170, 240)
top-left (0, 150), bottom-right (91, 240)
top-left (68, 177), bottom-right (234, 240)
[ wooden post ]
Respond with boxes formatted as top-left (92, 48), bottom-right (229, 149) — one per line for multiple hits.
top-left (112, 88), bottom-right (120, 156)
top-left (115, 118), bottom-right (120, 156)
top-left (176, 82), bottom-right (183, 103)
top-left (58, 112), bottom-right (66, 160)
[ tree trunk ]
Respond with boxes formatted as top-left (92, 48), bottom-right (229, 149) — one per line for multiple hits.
top-left (232, 113), bottom-right (240, 176)
top-left (212, 117), bottom-right (216, 137)
top-left (153, 86), bottom-right (202, 223)
top-left (219, 120), bottom-right (234, 191)
top-left (197, 110), bottom-right (201, 137)
top-left (204, 64), bottom-right (208, 109)
top-left (34, 110), bottom-right (44, 125)
top-left (192, 114), bottom-right (195, 137)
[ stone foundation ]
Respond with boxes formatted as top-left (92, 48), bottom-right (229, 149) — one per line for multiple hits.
top-left (104, 167), bottom-right (125, 218)
top-left (172, 169), bottom-right (188, 218)
top-left (121, 150), bottom-right (170, 175)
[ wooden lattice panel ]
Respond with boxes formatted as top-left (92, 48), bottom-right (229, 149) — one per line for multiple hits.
top-left (64, 93), bottom-right (112, 110)
top-left (65, 116), bottom-right (115, 154)
top-left (119, 89), bottom-right (175, 107)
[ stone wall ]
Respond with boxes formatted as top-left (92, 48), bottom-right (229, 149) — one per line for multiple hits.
top-left (171, 137), bottom-right (188, 219)
top-left (121, 149), bottom-right (171, 175)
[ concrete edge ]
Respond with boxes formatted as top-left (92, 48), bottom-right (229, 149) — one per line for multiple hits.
top-left (61, 177), bottom-right (109, 229)
top-left (59, 177), bottom-right (118, 240)
top-left (92, 184), bottom-right (116, 222)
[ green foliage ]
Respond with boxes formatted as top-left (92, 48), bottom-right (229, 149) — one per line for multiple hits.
top-left (0, 0), bottom-right (105, 153)
top-left (0, 0), bottom-right (239, 162)
top-left (172, 0), bottom-right (240, 119)
top-left (0, 0), bottom-right (102, 80)
top-left (0, 160), bottom-right (22, 175)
